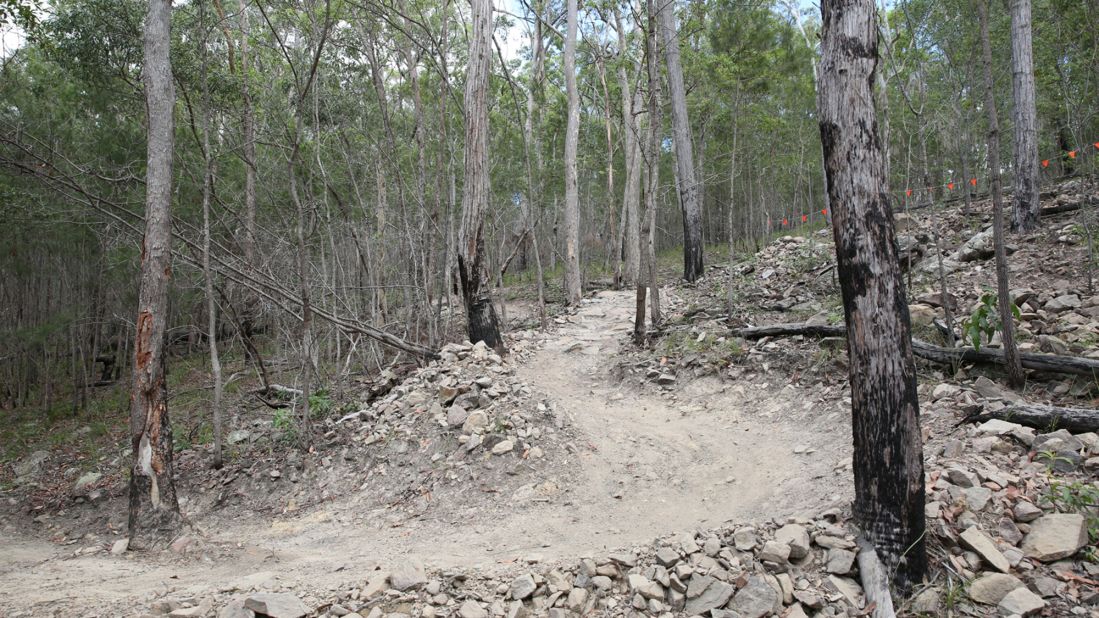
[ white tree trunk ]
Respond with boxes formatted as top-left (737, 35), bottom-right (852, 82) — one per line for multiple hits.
top-left (563, 0), bottom-right (582, 304)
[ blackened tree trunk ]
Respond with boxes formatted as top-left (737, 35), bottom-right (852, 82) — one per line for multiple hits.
top-left (458, 0), bottom-right (503, 350)
top-left (657, 0), bottom-right (703, 283)
top-left (979, 0), bottom-right (1026, 389)
top-left (1010, 0), bottom-right (1040, 232)
top-left (129, 0), bottom-right (182, 549)
top-left (816, 0), bottom-right (926, 593)
top-left (563, 0), bottom-right (582, 304)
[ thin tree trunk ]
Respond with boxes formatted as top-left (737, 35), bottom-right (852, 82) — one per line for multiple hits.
top-left (458, 0), bottom-right (504, 349)
top-left (238, 0), bottom-right (259, 361)
top-left (658, 0), bottom-right (703, 282)
top-left (614, 7), bottom-right (641, 286)
top-left (644, 0), bottom-right (662, 327)
top-left (979, 0), bottom-right (1026, 389)
top-left (817, 0), bottom-right (926, 593)
top-left (596, 52), bottom-right (618, 287)
top-left (129, 0), bottom-right (182, 549)
top-left (563, 0), bottom-right (582, 304)
top-left (523, 0), bottom-right (547, 327)
top-left (1010, 0), bottom-right (1040, 231)
top-left (200, 0), bottom-right (223, 469)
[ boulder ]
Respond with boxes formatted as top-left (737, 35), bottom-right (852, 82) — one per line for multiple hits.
top-left (1021, 513), bottom-right (1088, 561)
top-left (509, 574), bottom-right (536, 600)
top-left (774, 524), bottom-right (811, 560)
top-left (959, 527), bottom-right (1010, 573)
top-left (727, 575), bottom-right (780, 618)
top-left (684, 576), bottom-right (734, 615)
top-left (243, 593), bottom-right (309, 618)
top-left (968, 573), bottom-right (1024, 605)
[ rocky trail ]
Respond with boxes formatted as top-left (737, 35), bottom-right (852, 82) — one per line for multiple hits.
top-left (0, 289), bottom-right (850, 616)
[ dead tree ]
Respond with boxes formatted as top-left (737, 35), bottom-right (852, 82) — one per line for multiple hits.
top-left (1009, 0), bottom-right (1040, 232)
top-left (817, 0), bottom-right (927, 593)
top-left (657, 0), bottom-right (703, 282)
top-left (978, 0), bottom-right (1026, 389)
top-left (128, 0), bottom-right (182, 549)
top-left (458, 0), bottom-right (504, 349)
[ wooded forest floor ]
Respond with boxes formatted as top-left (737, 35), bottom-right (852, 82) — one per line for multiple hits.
top-left (1, 179), bottom-right (1098, 617)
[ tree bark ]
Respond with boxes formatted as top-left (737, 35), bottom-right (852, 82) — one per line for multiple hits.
top-left (1009, 0), bottom-right (1040, 232)
top-left (644, 0), bottom-right (662, 327)
top-left (199, 0), bottom-right (223, 469)
top-left (563, 0), bottom-right (582, 305)
top-left (238, 0), bottom-right (259, 362)
top-left (614, 6), bottom-right (641, 287)
top-left (458, 0), bottom-right (504, 350)
top-left (979, 0), bottom-right (1026, 389)
top-left (129, 0), bottom-right (182, 549)
top-left (658, 0), bottom-right (703, 282)
top-left (817, 0), bottom-right (926, 593)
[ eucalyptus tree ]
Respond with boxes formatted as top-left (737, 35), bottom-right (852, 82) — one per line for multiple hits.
top-left (816, 0), bottom-right (927, 594)
top-left (1009, 0), bottom-right (1039, 231)
top-left (128, 0), bottom-right (182, 549)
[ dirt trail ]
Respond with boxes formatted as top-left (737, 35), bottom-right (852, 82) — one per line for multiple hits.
top-left (0, 289), bottom-right (852, 615)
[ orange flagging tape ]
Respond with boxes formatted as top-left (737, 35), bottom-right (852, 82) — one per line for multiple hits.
top-left (1042, 159), bottom-right (1050, 167)
top-left (970, 178), bottom-right (977, 186)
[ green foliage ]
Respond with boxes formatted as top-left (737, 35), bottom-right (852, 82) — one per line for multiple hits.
top-left (960, 292), bottom-right (1020, 351)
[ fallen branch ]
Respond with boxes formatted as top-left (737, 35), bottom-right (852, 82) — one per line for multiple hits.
top-left (731, 322), bottom-right (1099, 378)
top-left (957, 404), bottom-right (1099, 434)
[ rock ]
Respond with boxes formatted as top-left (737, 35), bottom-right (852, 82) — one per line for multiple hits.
top-left (932, 383), bottom-right (960, 401)
top-left (111, 538), bottom-right (129, 555)
top-left (909, 304), bottom-right (935, 327)
top-left (458, 600), bottom-right (487, 618)
top-left (655, 547), bottom-right (679, 567)
top-left (509, 574), bottom-right (536, 600)
top-left (774, 524), bottom-right (811, 560)
top-left (462, 411), bottom-right (489, 433)
top-left (590, 576), bottom-right (612, 590)
top-left (827, 576), bottom-right (863, 608)
top-left (1038, 334), bottom-right (1069, 355)
top-left (968, 573), bottom-right (1024, 605)
top-left (1013, 501), bottom-right (1043, 523)
top-left (825, 548), bottom-right (856, 575)
top-left (964, 486), bottom-right (993, 512)
top-left (727, 575), bottom-right (780, 618)
top-left (227, 429), bottom-right (251, 444)
top-left (758, 540), bottom-right (791, 564)
top-left (684, 576), bottom-right (735, 615)
top-left (216, 598), bottom-right (255, 618)
top-left (13, 450), bottom-right (48, 480)
top-left (960, 527), bottom-right (1010, 573)
top-left (910, 587), bottom-right (940, 614)
top-left (627, 574), bottom-right (664, 600)
top-left (957, 229), bottom-right (996, 262)
top-left (656, 373), bottom-right (676, 385)
top-left (492, 440), bottom-right (515, 455)
top-left (169, 607), bottom-right (206, 617)
top-left (362, 571), bottom-right (389, 598)
top-left (1021, 513), bottom-right (1088, 561)
top-left (997, 587), bottom-right (1045, 616)
top-left (389, 559), bottom-right (428, 591)
top-left (243, 593), bottom-right (309, 618)
top-left (944, 466), bottom-right (979, 488)
top-left (732, 527), bottom-right (757, 551)
top-left (1045, 294), bottom-right (1081, 312)
top-left (73, 471), bottom-right (102, 493)
top-left (446, 406), bottom-right (469, 428)
top-left (566, 588), bottom-right (588, 611)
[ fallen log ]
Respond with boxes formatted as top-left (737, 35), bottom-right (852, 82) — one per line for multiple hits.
top-left (731, 322), bottom-right (1099, 378)
top-left (958, 404), bottom-right (1099, 434)
top-left (856, 536), bottom-right (896, 618)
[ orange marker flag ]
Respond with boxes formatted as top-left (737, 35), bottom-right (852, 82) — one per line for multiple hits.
top-left (1068, 150), bottom-right (1077, 159)
top-left (821, 209), bottom-right (828, 216)
top-left (947, 182), bottom-right (955, 191)
top-left (905, 188), bottom-right (912, 197)
top-left (970, 178), bottom-right (977, 187)
top-left (1093, 142), bottom-right (1099, 150)
top-left (801, 214), bottom-right (808, 223)
top-left (782, 218), bottom-right (788, 226)
top-left (1042, 159), bottom-right (1050, 167)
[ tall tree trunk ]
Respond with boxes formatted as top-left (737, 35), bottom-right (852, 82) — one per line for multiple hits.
top-left (200, 0), bottom-right (224, 469)
top-left (979, 0), bottom-right (1026, 388)
top-left (523, 0), bottom-right (547, 327)
top-left (238, 0), bottom-right (259, 362)
top-left (614, 7), bottom-right (641, 286)
top-left (596, 52), bottom-right (618, 286)
top-left (458, 0), bottom-right (503, 349)
top-left (129, 0), bottom-right (182, 549)
top-left (643, 0), bottom-right (662, 328)
top-left (657, 0), bottom-right (703, 282)
top-left (563, 0), bottom-right (582, 304)
top-left (817, 0), bottom-right (926, 593)
top-left (1009, 0), bottom-right (1040, 232)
